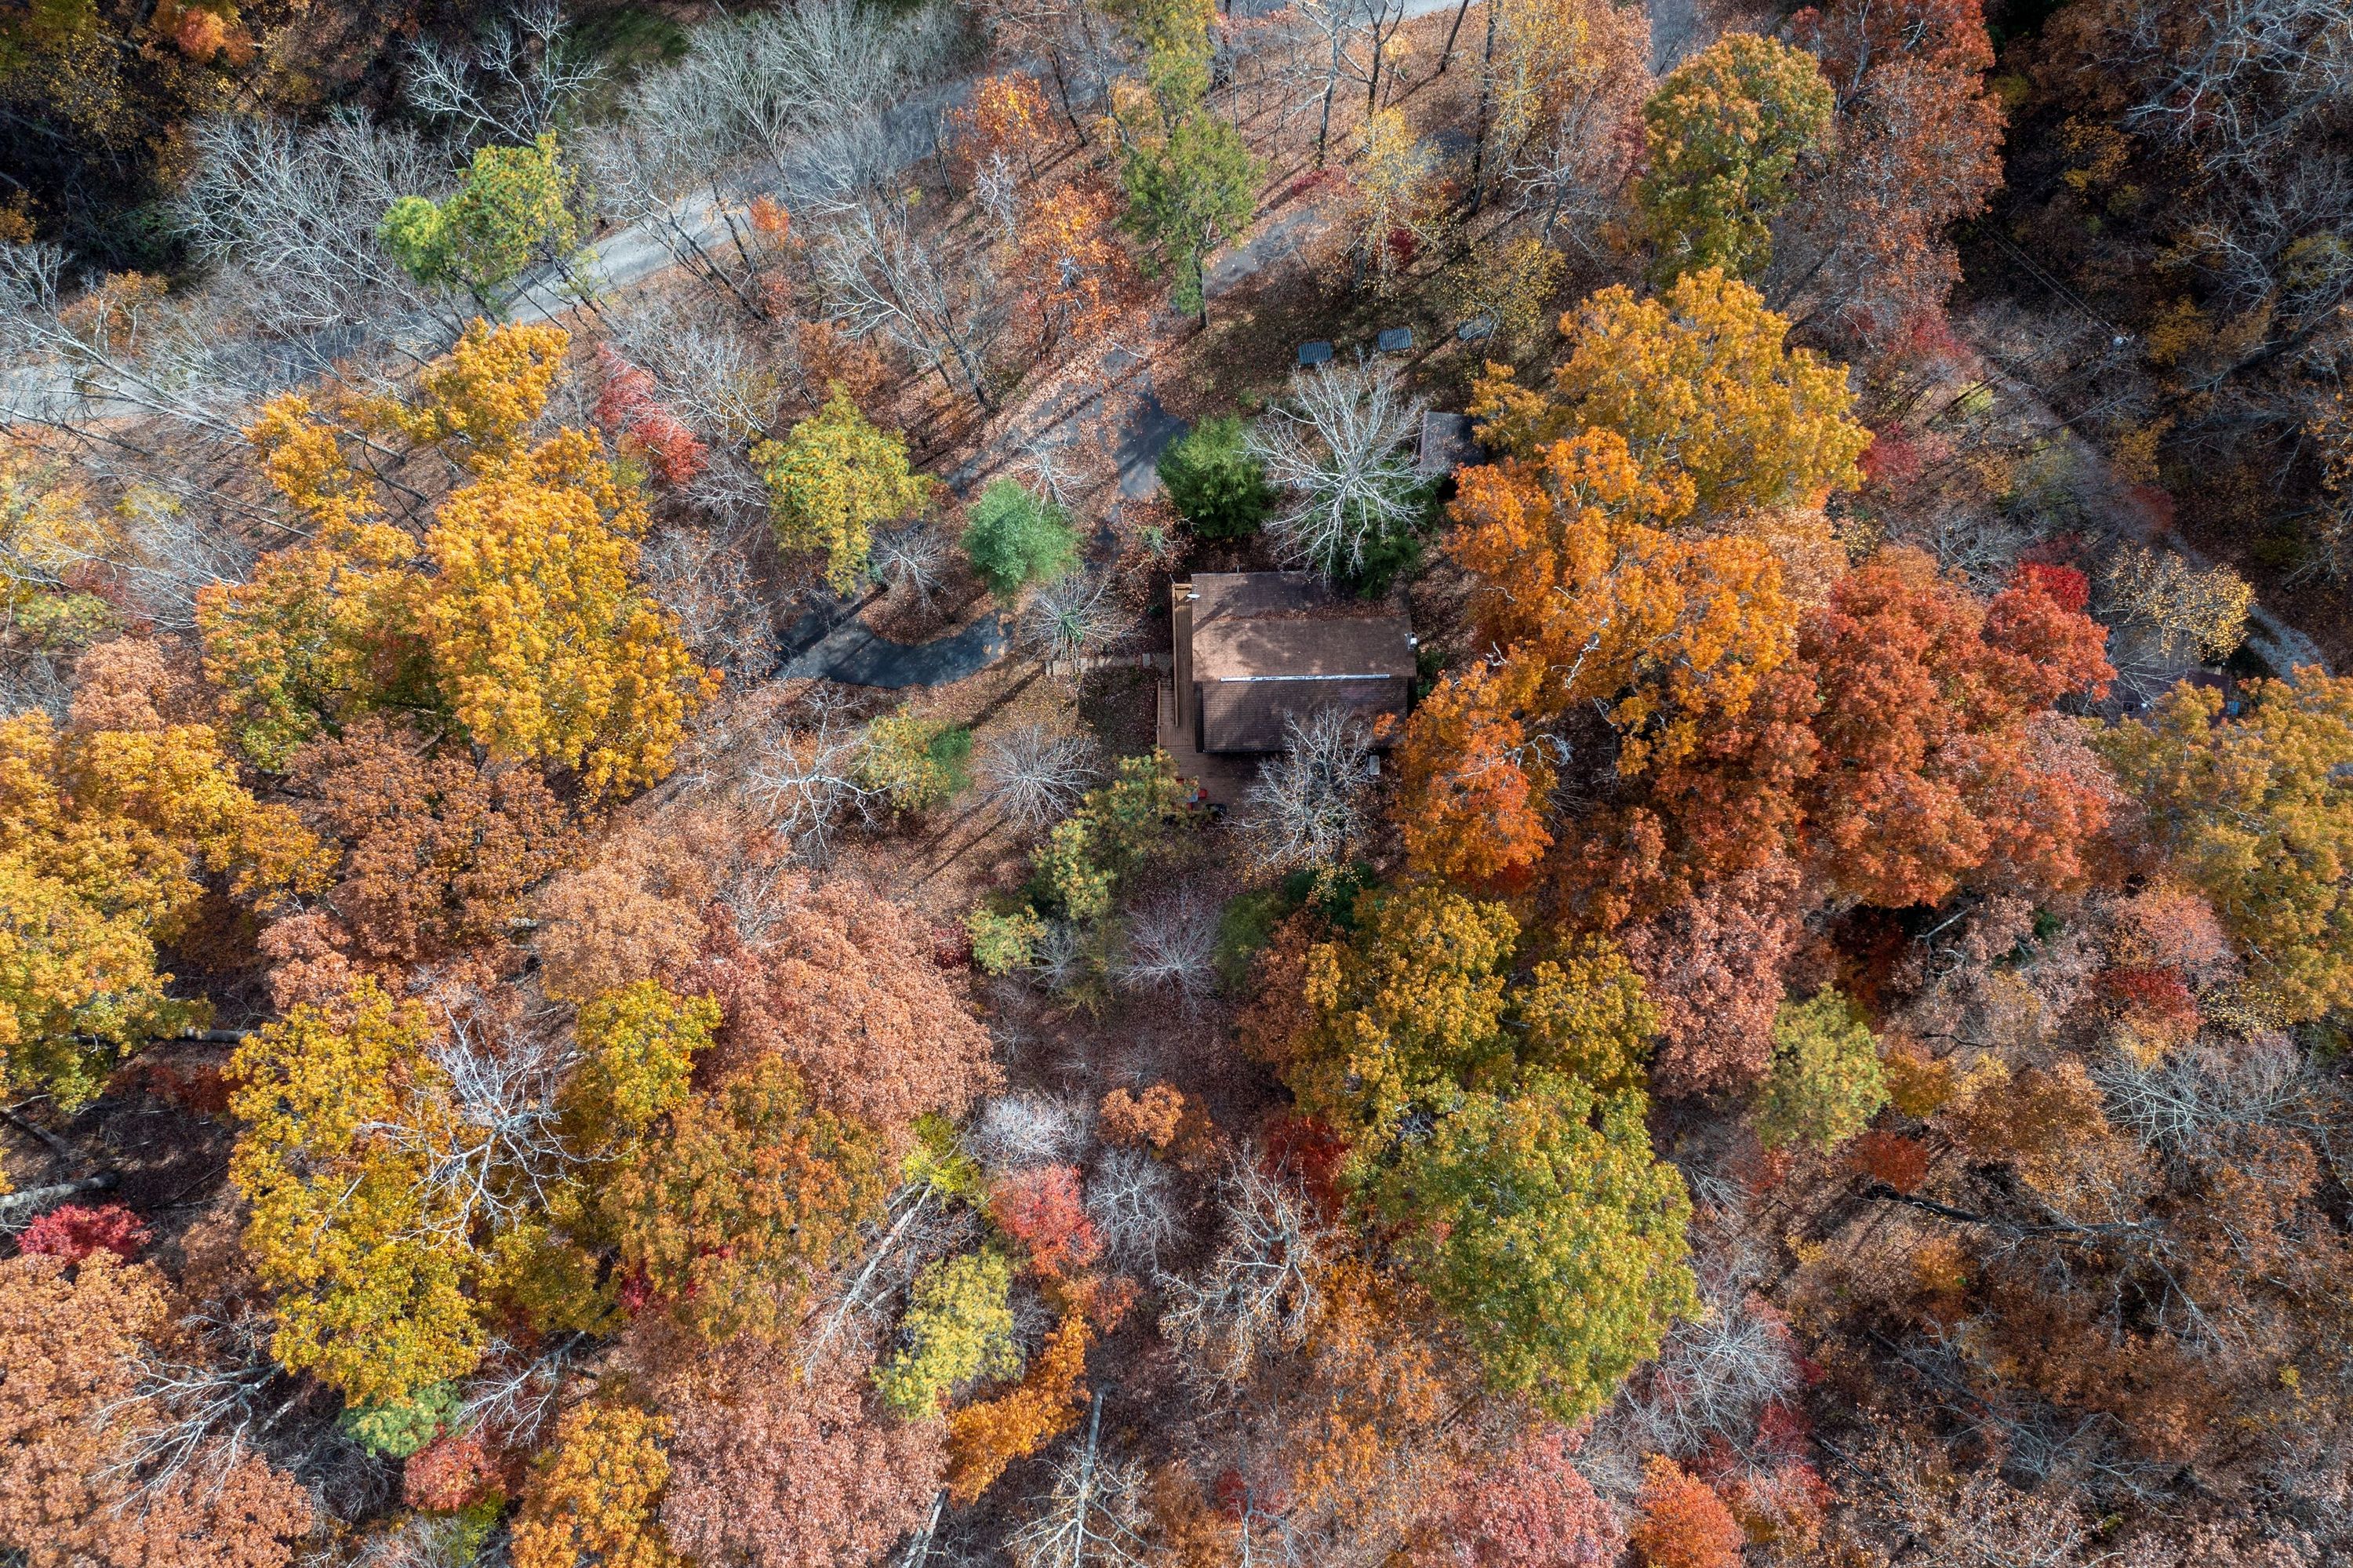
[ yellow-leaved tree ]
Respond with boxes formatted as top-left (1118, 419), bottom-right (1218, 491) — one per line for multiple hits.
top-left (0, 641), bottom-right (325, 1106)
top-left (751, 389), bottom-right (934, 594)
top-left (199, 321), bottom-right (715, 794)
top-left (229, 973), bottom-right (729, 1410)
top-left (1470, 267), bottom-right (1870, 518)
top-left (227, 977), bottom-right (488, 1406)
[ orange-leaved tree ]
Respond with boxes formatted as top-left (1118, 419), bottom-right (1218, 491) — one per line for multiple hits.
top-left (511, 1401), bottom-right (679, 1568)
top-left (1397, 426), bottom-right (1799, 884)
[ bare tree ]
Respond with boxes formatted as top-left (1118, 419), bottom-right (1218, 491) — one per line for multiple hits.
top-left (1289, 0), bottom-right (1410, 162)
top-left (456, 1333), bottom-right (591, 1450)
top-left (176, 112), bottom-right (449, 347)
top-left (0, 244), bottom-right (264, 443)
top-left (1023, 569), bottom-right (1124, 668)
top-left (1159, 1155), bottom-right (1329, 1388)
top-left (871, 522), bottom-right (952, 610)
top-left (1010, 1402), bottom-right (1153, 1568)
top-left (975, 151), bottom-right (1025, 245)
top-left (106, 480), bottom-right (257, 634)
top-left (1509, 67), bottom-right (1649, 250)
top-left (638, 525), bottom-right (779, 679)
top-left (376, 993), bottom-right (576, 1244)
top-left (1595, 1282), bottom-right (1802, 1474)
top-left (744, 693), bottom-right (895, 864)
top-left (2097, 1035), bottom-right (2326, 1164)
top-left (1247, 358), bottom-right (1428, 580)
top-left (578, 109), bottom-right (775, 322)
top-left (1240, 707), bottom-right (1380, 876)
top-left (98, 1310), bottom-right (314, 1500)
top-left (972, 1093), bottom-right (1092, 1172)
top-left (977, 722), bottom-right (1100, 831)
top-left (723, 0), bottom-right (957, 174)
top-left (1086, 1146), bottom-right (1184, 1273)
top-left (1117, 893), bottom-right (1220, 1011)
top-left (811, 196), bottom-right (1005, 412)
top-left (404, 0), bottom-right (606, 146)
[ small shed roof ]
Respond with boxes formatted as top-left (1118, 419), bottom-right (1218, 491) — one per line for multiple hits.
top-left (1418, 411), bottom-right (1482, 477)
top-left (1189, 573), bottom-right (1416, 682)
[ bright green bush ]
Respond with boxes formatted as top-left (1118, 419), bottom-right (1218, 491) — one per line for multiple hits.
top-left (337, 1380), bottom-right (460, 1458)
top-left (961, 480), bottom-right (1078, 596)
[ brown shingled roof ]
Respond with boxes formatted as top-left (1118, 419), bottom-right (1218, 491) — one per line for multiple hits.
top-left (1188, 572), bottom-right (1415, 682)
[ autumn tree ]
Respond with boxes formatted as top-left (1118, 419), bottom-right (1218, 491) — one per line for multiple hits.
top-left (1472, 268), bottom-right (1870, 518)
top-left (2096, 669), bottom-right (2353, 1020)
top-left (1619, 860), bottom-right (1803, 1093)
top-left (1794, 551), bottom-right (2114, 907)
top-left (1392, 660), bottom-right (1556, 887)
top-left (1289, 883), bottom-right (1659, 1151)
top-left (1, 641), bottom-right (325, 1105)
top-left (202, 322), bottom-right (712, 794)
top-left (874, 1248), bottom-right (1024, 1415)
top-left (16, 1201), bottom-right (147, 1261)
top-left (1345, 110), bottom-right (1447, 293)
top-left (562, 980), bottom-right (719, 1155)
top-left (1448, 1424), bottom-right (1626, 1568)
top-left (431, 433), bottom-right (715, 797)
top-left (686, 877), bottom-right (997, 1143)
top-left (1629, 1457), bottom-right (1743, 1568)
top-left (293, 715), bottom-right (573, 967)
top-left (1636, 34), bottom-right (1833, 280)
top-left (1011, 182), bottom-right (1144, 356)
top-left (1577, 552), bottom-right (2117, 921)
top-left (1451, 426), bottom-right (1796, 767)
top-left (228, 977), bottom-right (488, 1404)
top-left (661, 1344), bottom-right (945, 1568)
top-left (604, 1054), bottom-right (889, 1340)
top-left (1446, 232), bottom-right (1569, 359)
top-left (946, 1305), bottom-right (1098, 1501)
top-left (990, 1163), bottom-right (1104, 1279)
top-left (1780, 0), bottom-right (2005, 344)
top-left (1395, 426), bottom-right (1799, 886)
top-left (955, 71), bottom-right (1057, 184)
top-left (753, 388), bottom-right (933, 594)
top-left (0, 1251), bottom-right (315, 1568)
top-left (511, 1400), bottom-right (678, 1568)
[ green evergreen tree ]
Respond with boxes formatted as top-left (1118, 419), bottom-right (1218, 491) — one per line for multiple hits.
top-left (960, 479), bottom-right (1078, 596)
top-left (1158, 415), bottom-right (1275, 538)
top-left (380, 133), bottom-right (581, 300)
top-left (1122, 114), bottom-right (1261, 326)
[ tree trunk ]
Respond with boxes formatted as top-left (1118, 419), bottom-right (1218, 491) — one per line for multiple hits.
top-left (0, 1174), bottom-right (117, 1231)
top-left (1438, 0), bottom-right (1474, 75)
top-left (1467, 4), bottom-right (1500, 211)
